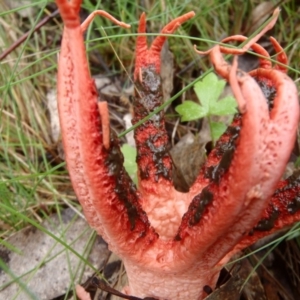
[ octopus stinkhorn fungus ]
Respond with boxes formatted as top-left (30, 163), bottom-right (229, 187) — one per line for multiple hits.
top-left (56, 1), bottom-right (300, 299)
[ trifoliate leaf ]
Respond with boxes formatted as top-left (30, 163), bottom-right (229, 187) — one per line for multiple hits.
top-left (175, 101), bottom-right (208, 122)
top-left (121, 144), bottom-right (138, 184)
top-left (175, 72), bottom-right (236, 144)
top-left (194, 72), bottom-right (226, 110)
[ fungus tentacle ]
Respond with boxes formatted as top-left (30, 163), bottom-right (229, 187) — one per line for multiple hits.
top-left (132, 13), bottom-right (195, 232)
top-left (56, 0), bottom-right (157, 256)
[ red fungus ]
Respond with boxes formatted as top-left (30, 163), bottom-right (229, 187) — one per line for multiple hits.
top-left (56, 1), bottom-right (299, 299)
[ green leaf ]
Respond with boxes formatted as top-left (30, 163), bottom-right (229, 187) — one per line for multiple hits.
top-left (175, 101), bottom-right (207, 122)
top-left (175, 72), bottom-right (237, 145)
top-left (210, 96), bottom-right (237, 115)
top-left (121, 144), bottom-right (138, 184)
top-left (210, 122), bottom-right (227, 142)
top-left (194, 72), bottom-right (226, 110)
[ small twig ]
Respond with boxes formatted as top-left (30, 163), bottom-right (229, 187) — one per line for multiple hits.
top-left (0, 9), bottom-right (59, 62)
top-left (91, 277), bottom-right (158, 300)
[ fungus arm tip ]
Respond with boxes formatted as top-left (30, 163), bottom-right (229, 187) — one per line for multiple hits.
top-left (81, 10), bottom-right (130, 32)
top-left (150, 11), bottom-right (195, 54)
top-left (229, 56), bottom-right (247, 113)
